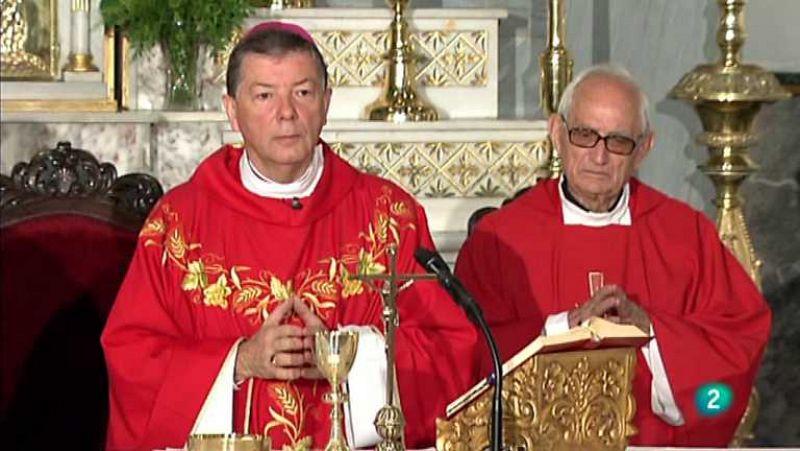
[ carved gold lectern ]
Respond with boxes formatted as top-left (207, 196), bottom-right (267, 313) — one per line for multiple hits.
top-left (436, 318), bottom-right (646, 451)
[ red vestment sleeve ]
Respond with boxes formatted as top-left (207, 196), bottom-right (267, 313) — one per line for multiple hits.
top-left (390, 204), bottom-right (480, 448)
top-left (454, 224), bottom-right (542, 379)
top-left (101, 207), bottom-right (238, 450)
top-left (647, 217), bottom-right (771, 446)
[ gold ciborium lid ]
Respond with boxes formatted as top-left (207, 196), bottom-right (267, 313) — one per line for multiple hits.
top-left (187, 433), bottom-right (271, 451)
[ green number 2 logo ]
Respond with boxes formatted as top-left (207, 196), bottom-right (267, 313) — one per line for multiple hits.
top-left (695, 383), bottom-right (733, 416)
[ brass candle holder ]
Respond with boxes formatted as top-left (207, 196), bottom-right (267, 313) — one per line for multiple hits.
top-left (671, 0), bottom-right (789, 288)
top-left (365, 0), bottom-right (439, 122)
top-left (540, 0), bottom-right (572, 179)
top-left (315, 329), bottom-right (360, 451)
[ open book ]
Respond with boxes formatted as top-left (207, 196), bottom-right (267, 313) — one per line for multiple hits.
top-left (446, 317), bottom-right (651, 417)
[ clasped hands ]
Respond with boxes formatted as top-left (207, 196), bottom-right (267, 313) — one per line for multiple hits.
top-left (235, 297), bottom-right (327, 382)
top-left (567, 285), bottom-right (652, 334)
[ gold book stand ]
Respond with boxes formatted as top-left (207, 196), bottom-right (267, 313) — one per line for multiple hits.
top-left (437, 319), bottom-right (644, 451)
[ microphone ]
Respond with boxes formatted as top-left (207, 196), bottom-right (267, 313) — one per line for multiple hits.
top-left (414, 247), bottom-right (504, 451)
top-left (290, 197), bottom-right (303, 210)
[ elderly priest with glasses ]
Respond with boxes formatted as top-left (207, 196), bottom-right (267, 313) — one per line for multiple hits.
top-left (455, 64), bottom-right (771, 447)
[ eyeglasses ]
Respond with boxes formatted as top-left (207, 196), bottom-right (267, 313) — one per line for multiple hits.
top-left (560, 115), bottom-right (642, 156)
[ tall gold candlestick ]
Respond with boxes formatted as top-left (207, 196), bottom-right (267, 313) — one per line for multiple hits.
top-left (365, 0), bottom-right (439, 123)
top-left (671, 0), bottom-right (789, 289)
top-left (540, 0), bottom-right (572, 179)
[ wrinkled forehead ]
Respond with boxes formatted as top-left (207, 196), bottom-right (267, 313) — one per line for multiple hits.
top-left (570, 78), bottom-right (646, 134)
top-left (238, 51), bottom-right (323, 84)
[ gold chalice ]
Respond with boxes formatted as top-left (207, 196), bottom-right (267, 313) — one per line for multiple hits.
top-left (315, 329), bottom-right (360, 451)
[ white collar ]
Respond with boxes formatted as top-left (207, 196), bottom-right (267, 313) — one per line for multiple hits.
top-left (559, 176), bottom-right (631, 227)
top-left (239, 144), bottom-right (324, 198)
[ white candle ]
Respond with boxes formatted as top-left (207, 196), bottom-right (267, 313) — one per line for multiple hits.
top-left (70, 0), bottom-right (91, 56)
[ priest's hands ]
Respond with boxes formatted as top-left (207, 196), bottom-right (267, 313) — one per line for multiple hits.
top-left (568, 285), bottom-right (652, 334)
top-left (234, 297), bottom-right (328, 382)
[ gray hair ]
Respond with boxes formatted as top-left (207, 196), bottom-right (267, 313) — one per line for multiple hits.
top-left (557, 64), bottom-right (651, 134)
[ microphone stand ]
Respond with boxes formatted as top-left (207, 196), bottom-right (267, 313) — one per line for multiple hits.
top-left (414, 248), bottom-right (503, 451)
top-left (473, 308), bottom-right (504, 451)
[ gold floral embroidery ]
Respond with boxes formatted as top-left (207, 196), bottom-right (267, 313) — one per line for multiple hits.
top-left (203, 274), bottom-right (232, 308)
top-left (141, 217), bottom-right (165, 236)
top-left (141, 187), bottom-right (417, 321)
top-left (181, 260), bottom-right (208, 291)
top-left (264, 383), bottom-right (312, 449)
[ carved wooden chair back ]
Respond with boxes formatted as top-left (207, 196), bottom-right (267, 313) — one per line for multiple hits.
top-left (0, 141), bottom-right (163, 449)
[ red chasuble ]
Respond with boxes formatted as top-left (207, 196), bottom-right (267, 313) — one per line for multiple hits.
top-left (455, 178), bottom-right (771, 447)
top-left (102, 143), bottom-right (478, 450)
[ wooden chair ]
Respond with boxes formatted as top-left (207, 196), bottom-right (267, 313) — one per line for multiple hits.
top-left (0, 141), bottom-right (163, 450)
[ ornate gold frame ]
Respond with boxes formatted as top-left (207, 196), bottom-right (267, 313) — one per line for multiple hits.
top-left (1, 0), bottom-right (59, 80)
top-left (1, 27), bottom-right (118, 112)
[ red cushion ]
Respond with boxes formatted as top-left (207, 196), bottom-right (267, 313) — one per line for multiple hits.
top-left (1, 213), bottom-right (138, 444)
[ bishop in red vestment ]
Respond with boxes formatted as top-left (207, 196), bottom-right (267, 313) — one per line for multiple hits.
top-left (455, 66), bottom-right (771, 446)
top-left (102, 23), bottom-right (477, 450)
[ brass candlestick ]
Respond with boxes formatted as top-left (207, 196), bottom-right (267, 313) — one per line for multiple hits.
top-left (671, 0), bottom-right (789, 288)
top-left (315, 330), bottom-right (360, 451)
top-left (352, 245), bottom-right (435, 451)
top-left (365, 0), bottom-right (439, 122)
top-left (540, 0), bottom-right (572, 179)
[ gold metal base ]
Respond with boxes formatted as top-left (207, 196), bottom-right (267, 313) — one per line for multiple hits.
top-left (63, 53), bottom-right (99, 72)
top-left (375, 404), bottom-right (406, 451)
top-left (366, 95), bottom-right (439, 122)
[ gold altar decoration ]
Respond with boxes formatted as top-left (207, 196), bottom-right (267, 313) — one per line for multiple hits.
top-left (330, 140), bottom-right (550, 198)
top-left (540, 0), bottom-right (572, 179)
top-left (1, 0), bottom-right (58, 80)
top-left (2, 27), bottom-right (118, 112)
top-left (365, 0), bottom-right (439, 122)
top-left (437, 348), bottom-right (638, 451)
top-left (315, 329), bottom-right (360, 451)
top-left (352, 245), bottom-right (435, 451)
top-left (671, 0), bottom-right (790, 288)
